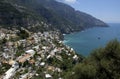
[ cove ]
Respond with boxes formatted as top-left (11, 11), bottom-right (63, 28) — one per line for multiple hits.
top-left (63, 23), bottom-right (120, 56)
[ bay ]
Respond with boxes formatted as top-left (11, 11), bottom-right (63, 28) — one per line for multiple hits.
top-left (63, 23), bottom-right (120, 56)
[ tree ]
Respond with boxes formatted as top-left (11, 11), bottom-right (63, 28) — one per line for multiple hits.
top-left (18, 29), bottom-right (29, 39)
top-left (65, 40), bottom-right (120, 79)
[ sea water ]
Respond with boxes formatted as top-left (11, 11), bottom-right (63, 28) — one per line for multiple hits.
top-left (64, 23), bottom-right (120, 56)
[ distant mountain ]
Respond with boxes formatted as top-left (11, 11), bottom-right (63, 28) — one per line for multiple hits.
top-left (0, 0), bottom-right (108, 33)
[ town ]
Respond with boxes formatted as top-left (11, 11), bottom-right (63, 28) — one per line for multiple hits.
top-left (0, 28), bottom-right (82, 79)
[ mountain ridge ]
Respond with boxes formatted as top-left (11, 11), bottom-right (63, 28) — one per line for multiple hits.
top-left (0, 0), bottom-right (108, 33)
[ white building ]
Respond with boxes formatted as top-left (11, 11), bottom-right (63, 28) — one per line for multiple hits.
top-left (19, 73), bottom-right (29, 79)
top-left (25, 49), bottom-right (35, 56)
top-left (3, 62), bottom-right (19, 79)
top-left (40, 62), bottom-right (45, 66)
top-left (45, 74), bottom-right (52, 78)
top-left (0, 32), bottom-right (5, 39)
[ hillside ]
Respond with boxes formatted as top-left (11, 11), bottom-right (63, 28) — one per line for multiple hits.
top-left (0, 0), bottom-right (119, 79)
top-left (0, 28), bottom-right (83, 79)
top-left (65, 40), bottom-right (120, 79)
top-left (0, 0), bottom-right (52, 32)
top-left (0, 0), bottom-right (108, 33)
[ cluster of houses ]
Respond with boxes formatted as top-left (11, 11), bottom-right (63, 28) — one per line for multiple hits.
top-left (0, 28), bottom-right (79, 79)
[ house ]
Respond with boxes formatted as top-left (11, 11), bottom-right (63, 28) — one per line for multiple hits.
top-left (6, 42), bottom-right (14, 48)
top-left (3, 62), bottom-right (19, 79)
top-left (73, 55), bottom-right (78, 60)
top-left (42, 46), bottom-right (47, 50)
top-left (47, 55), bottom-right (51, 59)
top-left (18, 50), bottom-right (35, 63)
top-left (40, 62), bottom-right (45, 66)
top-left (2, 53), bottom-right (9, 59)
top-left (50, 48), bottom-right (58, 56)
top-left (19, 73), bottom-right (29, 79)
top-left (47, 66), bottom-right (55, 71)
top-left (25, 49), bottom-right (35, 56)
top-left (0, 32), bottom-right (5, 39)
top-left (33, 45), bottom-right (40, 51)
top-left (3, 68), bottom-right (16, 79)
top-left (29, 59), bottom-right (35, 64)
top-left (18, 54), bottom-right (31, 63)
top-left (8, 59), bottom-right (15, 65)
top-left (45, 74), bottom-right (52, 79)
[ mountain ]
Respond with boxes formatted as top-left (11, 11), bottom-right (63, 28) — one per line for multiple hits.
top-left (0, 0), bottom-right (50, 32)
top-left (0, 0), bottom-right (108, 33)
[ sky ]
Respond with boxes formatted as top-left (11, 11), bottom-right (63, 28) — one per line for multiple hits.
top-left (57, 0), bottom-right (120, 23)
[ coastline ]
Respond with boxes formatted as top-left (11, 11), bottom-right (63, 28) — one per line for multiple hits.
top-left (62, 23), bottom-right (120, 56)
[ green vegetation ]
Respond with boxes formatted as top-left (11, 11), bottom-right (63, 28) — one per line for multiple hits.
top-left (0, 0), bottom-right (107, 33)
top-left (17, 29), bottom-right (29, 39)
top-left (0, 38), bottom-right (7, 44)
top-left (0, 1), bottom-right (23, 27)
top-left (0, 63), bottom-right (11, 74)
top-left (0, 1), bottom-right (113, 78)
top-left (65, 40), bottom-right (120, 79)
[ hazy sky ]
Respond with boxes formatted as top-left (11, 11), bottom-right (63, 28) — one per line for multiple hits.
top-left (57, 0), bottom-right (120, 23)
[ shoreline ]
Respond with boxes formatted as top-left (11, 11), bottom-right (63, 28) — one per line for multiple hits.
top-left (62, 24), bottom-right (115, 56)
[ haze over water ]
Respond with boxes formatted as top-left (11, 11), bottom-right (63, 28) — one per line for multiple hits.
top-left (64, 23), bottom-right (120, 56)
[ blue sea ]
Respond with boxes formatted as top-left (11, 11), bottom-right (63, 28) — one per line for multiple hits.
top-left (63, 23), bottom-right (120, 56)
